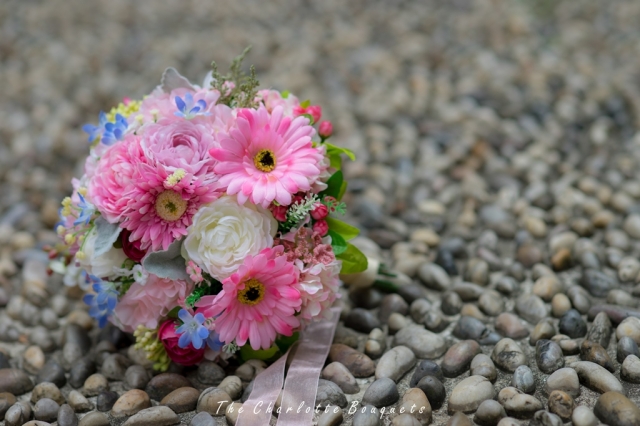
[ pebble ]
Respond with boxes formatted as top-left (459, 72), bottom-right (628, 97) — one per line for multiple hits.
top-left (158, 387), bottom-right (199, 413)
top-left (616, 316), bottom-right (640, 344)
top-left (362, 378), bottom-right (398, 407)
top-left (96, 390), bottom-right (119, 412)
top-left (453, 283), bottom-right (485, 301)
top-left (529, 410), bottom-right (562, 426)
top-left (448, 375), bottom-right (495, 414)
top-left (470, 354), bottom-right (497, 382)
top-left (125, 365), bottom-right (151, 390)
top-left (410, 299), bottom-right (432, 323)
top-left (497, 387), bottom-right (543, 419)
top-left (101, 353), bottom-right (132, 381)
top-left (22, 345), bottom-right (45, 374)
top-left (67, 390), bottom-right (92, 412)
top-left (558, 309), bottom-right (587, 338)
top-left (478, 291), bottom-right (504, 317)
top-left (617, 257), bottom-right (640, 282)
top-left (235, 359), bottom-right (266, 381)
top-left (352, 404), bottom-right (381, 426)
top-left (345, 308), bottom-right (381, 333)
top-left (34, 398), bottom-right (60, 422)
top-left (58, 404), bottom-right (78, 426)
top-left (315, 379), bottom-right (348, 408)
top-left (418, 263), bottom-right (451, 291)
top-left (453, 316), bottom-right (501, 345)
top-left (122, 406), bottom-right (180, 426)
top-left (573, 361), bottom-right (624, 394)
top-left (416, 374), bottom-right (446, 409)
top-left (393, 324), bottom-right (447, 358)
top-left (572, 405), bottom-right (598, 426)
top-left (365, 328), bottom-right (387, 359)
top-left (5, 402), bottom-right (31, 426)
top-left (36, 360), bottom-right (66, 387)
top-left (378, 294), bottom-right (408, 323)
top-left (545, 368), bottom-right (580, 397)
top-left (536, 339), bottom-right (565, 374)
top-left (388, 313), bottom-right (408, 335)
top-left (0, 368), bottom-right (34, 395)
top-left (441, 292), bottom-right (463, 315)
top-left (581, 269), bottom-right (618, 297)
top-left (350, 288), bottom-right (383, 309)
top-left (319, 363), bottom-right (357, 395)
top-left (515, 294), bottom-right (547, 324)
top-left (593, 391), bottom-right (640, 426)
top-left (621, 354), bottom-right (640, 383)
top-left (317, 405), bottom-right (343, 426)
top-left (375, 346), bottom-right (415, 382)
top-left (78, 411), bottom-right (110, 426)
top-left (197, 387), bottom-right (231, 416)
top-left (567, 286), bottom-right (591, 314)
top-left (548, 390), bottom-right (575, 422)
top-left (529, 319), bottom-right (555, 345)
top-left (31, 382), bottom-right (65, 405)
top-left (410, 360), bottom-right (444, 386)
top-left (0, 392), bottom-right (16, 417)
top-left (217, 376), bottom-right (242, 400)
top-left (328, 344), bottom-right (375, 378)
top-left (511, 365), bottom-right (535, 394)
top-left (585, 311), bottom-right (613, 348)
top-left (189, 411), bottom-right (215, 426)
top-left (441, 340), bottom-right (481, 378)
top-left (146, 373), bottom-right (192, 401)
top-left (392, 413), bottom-right (422, 426)
top-left (84, 374), bottom-right (109, 397)
top-left (69, 357), bottom-right (96, 389)
top-left (491, 338), bottom-right (527, 372)
top-left (398, 388), bottom-right (431, 424)
top-left (551, 294), bottom-right (572, 318)
top-left (532, 276), bottom-right (562, 302)
top-left (495, 313), bottom-right (529, 339)
top-left (196, 362), bottom-right (225, 386)
top-left (224, 403), bottom-right (242, 426)
top-left (474, 399), bottom-right (506, 426)
top-left (580, 340), bottom-right (614, 372)
top-left (618, 336), bottom-right (640, 363)
top-left (447, 411), bottom-right (473, 426)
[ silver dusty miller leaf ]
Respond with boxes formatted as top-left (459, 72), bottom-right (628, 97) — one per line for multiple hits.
top-left (142, 238), bottom-right (190, 282)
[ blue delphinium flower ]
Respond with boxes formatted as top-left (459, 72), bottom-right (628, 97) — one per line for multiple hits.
top-left (82, 112), bottom-right (128, 145)
top-left (206, 331), bottom-right (224, 352)
top-left (82, 276), bottom-right (119, 328)
top-left (174, 93), bottom-right (211, 119)
top-left (175, 309), bottom-right (209, 349)
top-left (73, 193), bottom-right (96, 226)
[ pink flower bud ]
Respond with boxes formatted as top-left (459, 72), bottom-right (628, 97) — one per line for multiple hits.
top-left (311, 203), bottom-right (329, 220)
top-left (318, 120), bottom-right (333, 139)
top-left (313, 219), bottom-right (329, 236)
top-left (270, 205), bottom-right (288, 222)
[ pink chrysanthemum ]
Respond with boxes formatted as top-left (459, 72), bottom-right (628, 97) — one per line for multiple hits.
top-left (88, 135), bottom-right (146, 223)
top-left (210, 105), bottom-right (324, 208)
top-left (196, 246), bottom-right (301, 350)
top-left (120, 164), bottom-right (218, 251)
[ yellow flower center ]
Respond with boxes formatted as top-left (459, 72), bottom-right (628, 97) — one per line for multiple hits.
top-left (155, 190), bottom-right (187, 222)
top-left (237, 279), bottom-right (266, 306)
top-left (253, 149), bottom-right (276, 172)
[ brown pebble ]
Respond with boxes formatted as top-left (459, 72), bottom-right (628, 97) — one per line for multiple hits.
top-left (551, 248), bottom-right (572, 271)
top-left (580, 340), bottom-right (615, 372)
top-left (548, 390), bottom-right (575, 422)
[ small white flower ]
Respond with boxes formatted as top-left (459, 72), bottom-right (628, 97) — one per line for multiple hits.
top-left (182, 195), bottom-right (277, 281)
top-left (78, 226), bottom-right (128, 279)
top-left (132, 265), bottom-right (148, 286)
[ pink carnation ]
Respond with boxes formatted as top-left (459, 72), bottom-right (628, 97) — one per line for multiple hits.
top-left (88, 135), bottom-right (146, 223)
top-left (139, 118), bottom-right (219, 178)
top-left (210, 105), bottom-right (324, 208)
top-left (256, 89), bottom-right (300, 116)
top-left (113, 275), bottom-right (193, 333)
top-left (196, 246), bottom-right (301, 350)
top-left (120, 164), bottom-right (218, 251)
top-left (295, 260), bottom-right (341, 324)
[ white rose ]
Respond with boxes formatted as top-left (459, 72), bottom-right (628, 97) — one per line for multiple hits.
top-left (78, 226), bottom-right (128, 279)
top-left (183, 195), bottom-right (278, 280)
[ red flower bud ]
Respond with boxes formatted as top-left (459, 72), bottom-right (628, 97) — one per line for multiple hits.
top-left (270, 205), bottom-right (288, 222)
top-left (318, 121), bottom-right (333, 139)
top-left (311, 203), bottom-right (329, 220)
top-left (313, 219), bottom-right (329, 236)
top-left (121, 229), bottom-right (146, 263)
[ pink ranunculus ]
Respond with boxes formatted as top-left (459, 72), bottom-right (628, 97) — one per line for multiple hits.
top-left (113, 274), bottom-right (193, 332)
top-left (295, 259), bottom-right (341, 325)
top-left (270, 204), bottom-right (288, 222)
top-left (293, 105), bottom-right (322, 123)
top-left (158, 319), bottom-right (206, 366)
top-left (139, 118), bottom-right (219, 178)
top-left (256, 89), bottom-right (300, 116)
top-left (310, 203), bottom-right (329, 220)
top-left (88, 135), bottom-right (146, 223)
top-left (312, 219), bottom-right (329, 236)
top-left (120, 229), bottom-right (146, 262)
top-left (196, 246), bottom-right (301, 350)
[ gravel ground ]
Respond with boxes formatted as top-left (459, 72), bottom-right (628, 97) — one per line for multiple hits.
top-left (3, 0), bottom-right (640, 425)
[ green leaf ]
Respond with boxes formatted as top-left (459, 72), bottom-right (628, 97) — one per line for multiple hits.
top-left (327, 230), bottom-right (347, 255)
top-left (300, 113), bottom-right (315, 124)
top-left (239, 343), bottom-right (280, 362)
top-left (167, 307), bottom-right (181, 319)
top-left (300, 99), bottom-right (310, 108)
top-left (328, 153), bottom-right (342, 170)
top-left (325, 143), bottom-right (356, 161)
top-left (281, 90), bottom-right (290, 98)
top-left (337, 181), bottom-right (347, 201)
top-left (320, 171), bottom-right (343, 199)
top-left (337, 243), bottom-right (368, 274)
top-left (275, 332), bottom-right (299, 353)
top-left (326, 217), bottom-right (360, 241)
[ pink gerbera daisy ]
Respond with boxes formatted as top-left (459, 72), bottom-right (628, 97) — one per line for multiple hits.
top-left (196, 246), bottom-right (301, 350)
top-left (210, 105), bottom-right (324, 208)
top-left (120, 164), bottom-right (217, 251)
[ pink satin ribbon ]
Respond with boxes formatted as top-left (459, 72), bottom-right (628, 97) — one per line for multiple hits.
top-left (236, 307), bottom-right (341, 426)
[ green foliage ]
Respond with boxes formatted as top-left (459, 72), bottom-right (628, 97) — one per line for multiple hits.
top-left (239, 343), bottom-right (280, 362)
top-left (336, 243), bottom-right (368, 274)
top-left (325, 143), bottom-right (356, 171)
top-left (327, 230), bottom-right (347, 255)
top-left (326, 217), bottom-right (359, 241)
top-left (320, 171), bottom-right (344, 199)
top-left (210, 46), bottom-right (260, 108)
top-left (279, 194), bottom-right (318, 233)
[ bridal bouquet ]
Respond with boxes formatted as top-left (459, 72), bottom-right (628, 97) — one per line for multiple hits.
top-left (51, 52), bottom-right (367, 370)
